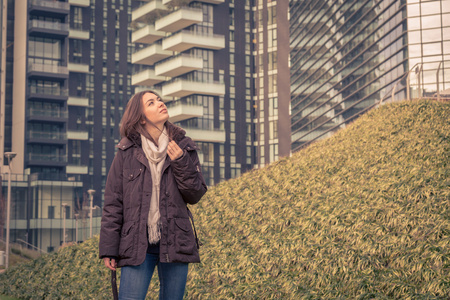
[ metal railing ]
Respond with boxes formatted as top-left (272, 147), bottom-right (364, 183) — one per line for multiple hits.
top-left (29, 0), bottom-right (70, 10)
top-left (29, 20), bottom-right (69, 32)
top-left (28, 108), bottom-right (68, 118)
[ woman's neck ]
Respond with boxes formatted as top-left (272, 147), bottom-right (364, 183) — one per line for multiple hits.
top-left (145, 123), bottom-right (164, 146)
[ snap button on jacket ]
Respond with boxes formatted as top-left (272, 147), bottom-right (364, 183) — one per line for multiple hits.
top-left (99, 129), bottom-right (207, 267)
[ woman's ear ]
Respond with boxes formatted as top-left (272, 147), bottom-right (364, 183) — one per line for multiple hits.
top-left (140, 118), bottom-right (146, 125)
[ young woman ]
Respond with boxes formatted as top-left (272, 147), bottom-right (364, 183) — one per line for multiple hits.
top-left (99, 90), bottom-right (207, 300)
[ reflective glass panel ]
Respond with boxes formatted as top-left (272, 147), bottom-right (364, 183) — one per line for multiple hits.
top-left (422, 28), bottom-right (442, 42)
top-left (408, 30), bottom-right (422, 43)
top-left (408, 17), bottom-right (421, 30)
top-left (409, 44), bottom-right (422, 57)
top-left (443, 13), bottom-right (450, 26)
top-left (443, 1), bottom-right (450, 13)
top-left (422, 42), bottom-right (442, 55)
top-left (421, 1), bottom-right (441, 15)
top-left (408, 3), bottom-right (420, 17)
top-left (421, 14), bottom-right (441, 29)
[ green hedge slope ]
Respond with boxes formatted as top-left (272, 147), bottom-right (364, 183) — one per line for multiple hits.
top-left (1, 100), bottom-right (449, 299)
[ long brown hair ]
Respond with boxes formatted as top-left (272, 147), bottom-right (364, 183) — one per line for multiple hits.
top-left (120, 90), bottom-right (166, 143)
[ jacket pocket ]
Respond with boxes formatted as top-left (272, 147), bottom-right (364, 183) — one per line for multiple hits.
top-left (118, 221), bottom-right (135, 259)
top-left (123, 168), bottom-right (142, 181)
top-left (174, 218), bottom-right (196, 255)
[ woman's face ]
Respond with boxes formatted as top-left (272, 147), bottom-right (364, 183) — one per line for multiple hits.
top-left (141, 92), bottom-right (169, 127)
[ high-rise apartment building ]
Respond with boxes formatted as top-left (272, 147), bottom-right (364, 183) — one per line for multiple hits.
top-left (0, 0), bottom-right (133, 252)
top-left (129, 0), bottom-right (291, 184)
top-left (289, 0), bottom-right (449, 151)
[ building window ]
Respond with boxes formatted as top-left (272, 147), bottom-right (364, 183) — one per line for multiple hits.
top-left (48, 206), bottom-right (55, 219)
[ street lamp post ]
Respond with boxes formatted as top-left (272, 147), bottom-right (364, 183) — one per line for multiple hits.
top-left (74, 213), bottom-right (79, 243)
top-left (4, 152), bottom-right (17, 269)
top-left (62, 203), bottom-right (67, 245)
top-left (87, 189), bottom-right (95, 238)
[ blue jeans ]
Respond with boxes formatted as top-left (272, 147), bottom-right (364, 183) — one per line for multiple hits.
top-left (119, 253), bottom-right (189, 300)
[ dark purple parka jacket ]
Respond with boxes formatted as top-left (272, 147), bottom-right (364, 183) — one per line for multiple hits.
top-left (99, 123), bottom-right (207, 267)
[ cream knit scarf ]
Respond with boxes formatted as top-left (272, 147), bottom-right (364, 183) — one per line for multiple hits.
top-left (141, 127), bottom-right (169, 244)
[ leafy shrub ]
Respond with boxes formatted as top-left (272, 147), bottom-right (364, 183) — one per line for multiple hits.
top-left (0, 100), bottom-right (449, 299)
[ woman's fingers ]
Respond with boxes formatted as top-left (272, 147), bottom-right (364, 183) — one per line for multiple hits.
top-left (167, 141), bottom-right (183, 160)
top-left (103, 257), bottom-right (117, 271)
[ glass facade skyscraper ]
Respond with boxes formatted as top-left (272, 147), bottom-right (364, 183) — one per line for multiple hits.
top-left (289, 0), bottom-right (449, 151)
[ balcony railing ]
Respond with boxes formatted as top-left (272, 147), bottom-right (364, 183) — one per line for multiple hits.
top-left (68, 0), bottom-right (90, 7)
top-left (28, 62), bottom-right (69, 75)
top-left (29, 20), bottom-right (69, 32)
top-left (132, 44), bottom-right (173, 66)
top-left (163, 0), bottom-right (225, 4)
top-left (155, 54), bottom-right (203, 77)
top-left (67, 130), bottom-right (89, 140)
top-left (132, 68), bottom-right (166, 86)
top-left (27, 131), bottom-right (67, 140)
top-left (167, 102), bottom-right (203, 122)
top-left (28, 153), bottom-right (68, 163)
top-left (132, 0), bottom-right (168, 23)
top-left (66, 165), bottom-right (89, 174)
top-left (29, 0), bottom-right (70, 11)
top-left (162, 30), bottom-right (225, 52)
top-left (162, 79), bottom-right (225, 97)
top-left (67, 96), bottom-right (89, 107)
top-left (69, 28), bottom-right (90, 40)
top-left (183, 128), bottom-right (226, 143)
top-left (132, 25), bottom-right (165, 44)
top-left (28, 108), bottom-right (68, 119)
top-left (29, 87), bottom-right (68, 98)
top-left (155, 7), bottom-right (202, 33)
top-left (68, 63), bottom-right (90, 73)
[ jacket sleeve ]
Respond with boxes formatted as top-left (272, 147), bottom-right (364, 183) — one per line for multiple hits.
top-left (170, 147), bottom-right (207, 205)
top-left (99, 150), bottom-right (124, 259)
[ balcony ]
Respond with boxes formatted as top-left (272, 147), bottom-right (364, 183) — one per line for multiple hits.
top-left (167, 102), bottom-right (203, 122)
top-left (68, 0), bottom-right (90, 7)
top-left (28, 87), bottom-right (68, 101)
top-left (184, 128), bottom-right (226, 143)
top-left (29, 20), bottom-right (69, 37)
top-left (27, 131), bottom-right (67, 144)
top-left (27, 153), bottom-right (68, 166)
top-left (68, 96), bottom-right (89, 107)
top-left (132, 0), bottom-right (168, 23)
top-left (29, 0), bottom-right (70, 16)
top-left (132, 68), bottom-right (166, 86)
top-left (27, 108), bottom-right (68, 122)
top-left (68, 63), bottom-right (90, 73)
top-left (28, 62), bottom-right (69, 80)
top-left (163, 0), bottom-right (225, 4)
top-left (155, 54), bottom-right (203, 77)
top-left (162, 31), bottom-right (225, 52)
top-left (132, 44), bottom-right (173, 66)
top-left (132, 25), bottom-right (165, 44)
top-left (162, 79), bottom-right (225, 98)
top-left (155, 7), bottom-right (202, 33)
top-left (134, 87), bottom-right (174, 102)
top-left (69, 28), bottom-right (90, 40)
top-left (67, 130), bottom-right (89, 140)
top-left (66, 165), bottom-right (89, 174)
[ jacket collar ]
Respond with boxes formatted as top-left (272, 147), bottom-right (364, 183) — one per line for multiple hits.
top-left (116, 122), bottom-right (196, 151)
top-left (116, 137), bottom-right (134, 151)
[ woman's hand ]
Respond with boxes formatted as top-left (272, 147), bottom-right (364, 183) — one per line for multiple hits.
top-left (103, 257), bottom-right (117, 271)
top-left (167, 140), bottom-right (183, 160)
